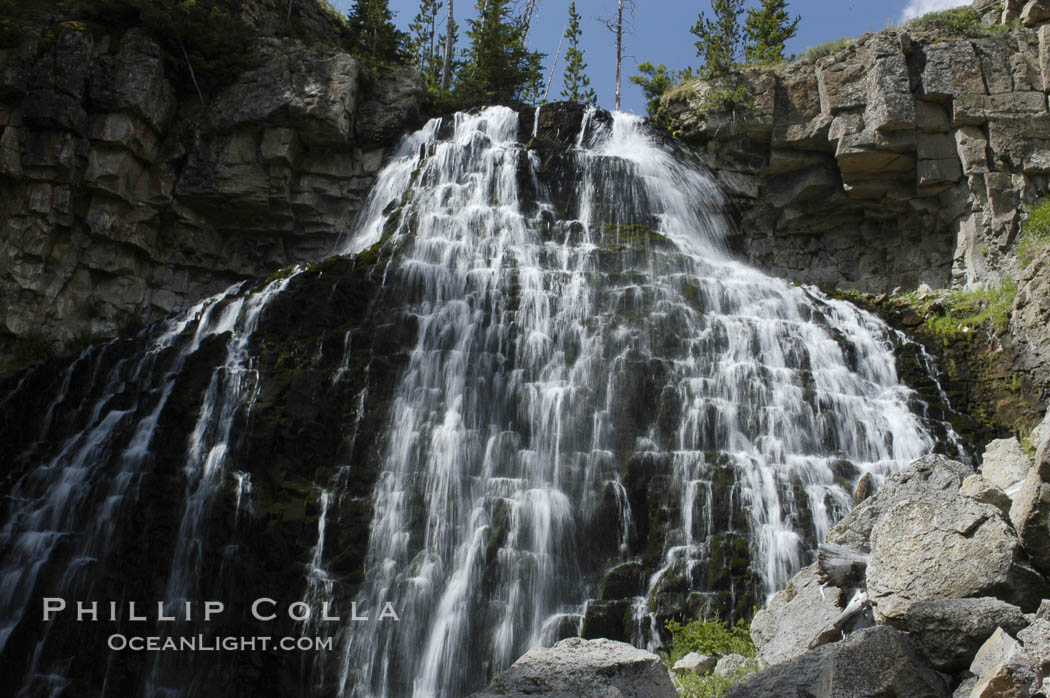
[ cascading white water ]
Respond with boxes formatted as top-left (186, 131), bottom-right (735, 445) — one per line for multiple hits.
top-left (0, 104), bottom-right (961, 698)
top-left (329, 107), bottom-right (946, 697)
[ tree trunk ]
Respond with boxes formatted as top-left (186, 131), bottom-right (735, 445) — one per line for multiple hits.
top-left (441, 0), bottom-right (454, 89)
top-left (816, 542), bottom-right (868, 589)
top-left (615, 0), bottom-right (622, 110)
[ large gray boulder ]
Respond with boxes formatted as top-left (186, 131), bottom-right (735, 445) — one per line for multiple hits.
top-left (898, 597), bottom-right (1030, 672)
top-left (867, 495), bottom-right (1045, 621)
top-left (672, 652), bottom-right (716, 676)
top-left (727, 626), bottom-right (949, 698)
top-left (1010, 470), bottom-right (1050, 575)
top-left (472, 638), bottom-right (677, 698)
top-left (1018, 618), bottom-right (1050, 675)
top-left (749, 564), bottom-right (844, 667)
top-left (969, 627), bottom-right (1041, 697)
top-left (825, 454), bottom-right (972, 553)
top-left (981, 437), bottom-right (1031, 492)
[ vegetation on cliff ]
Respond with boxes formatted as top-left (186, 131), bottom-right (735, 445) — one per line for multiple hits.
top-left (1018, 200), bottom-right (1050, 268)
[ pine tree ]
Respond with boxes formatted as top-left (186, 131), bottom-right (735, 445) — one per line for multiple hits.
top-left (346, 0), bottom-right (409, 69)
top-left (560, 2), bottom-right (597, 104)
top-left (409, 0), bottom-right (444, 90)
top-left (691, 0), bottom-right (744, 79)
top-left (456, 0), bottom-right (543, 106)
top-left (630, 62), bottom-right (678, 117)
top-left (744, 0), bottom-right (800, 65)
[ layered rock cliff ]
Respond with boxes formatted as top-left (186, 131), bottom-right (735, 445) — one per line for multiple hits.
top-left (0, 12), bottom-right (424, 371)
top-left (662, 1), bottom-right (1049, 295)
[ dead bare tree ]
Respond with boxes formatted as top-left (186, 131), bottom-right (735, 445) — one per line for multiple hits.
top-left (599, 0), bottom-right (635, 111)
top-left (441, 0), bottom-right (455, 89)
top-left (519, 0), bottom-right (539, 40)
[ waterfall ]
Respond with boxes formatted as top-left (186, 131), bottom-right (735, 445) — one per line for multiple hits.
top-left (331, 107), bottom-right (948, 697)
top-left (0, 106), bottom-right (960, 698)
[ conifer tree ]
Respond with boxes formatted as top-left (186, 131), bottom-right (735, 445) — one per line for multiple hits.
top-left (691, 0), bottom-right (744, 79)
top-left (456, 0), bottom-right (543, 106)
top-left (409, 0), bottom-right (444, 90)
top-left (346, 0), bottom-right (409, 69)
top-left (560, 2), bottom-right (597, 104)
top-left (744, 0), bottom-right (800, 64)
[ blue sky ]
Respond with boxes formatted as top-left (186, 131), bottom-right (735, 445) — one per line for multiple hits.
top-left (330, 0), bottom-right (971, 114)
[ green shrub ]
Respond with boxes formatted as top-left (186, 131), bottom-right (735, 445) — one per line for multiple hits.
top-left (803, 37), bottom-right (852, 62)
top-left (665, 617), bottom-right (757, 698)
top-left (665, 617), bottom-right (755, 664)
top-left (699, 84), bottom-right (752, 115)
top-left (1017, 199), bottom-right (1050, 267)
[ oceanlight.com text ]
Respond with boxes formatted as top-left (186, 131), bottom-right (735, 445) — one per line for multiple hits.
top-left (107, 634), bottom-right (335, 652)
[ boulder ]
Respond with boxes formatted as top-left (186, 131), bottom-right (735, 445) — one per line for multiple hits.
top-left (472, 638), bottom-right (677, 698)
top-left (982, 437), bottom-right (1032, 491)
top-left (826, 454), bottom-right (973, 553)
top-left (1022, 0), bottom-right (1050, 27)
top-left (672, 652), bottom-right (716, 676)
top-left (749, 564), bottom-right (844, 667)
top-left (727, 626), bottom-right (949, 698)
top-left (713, 653), bottom-right (753, 677)
top-left (1018, 618), bottom-right (1050, 675)
top-left (867, 495), bottom-right (1045, 621)
top-left (961, 474), bottom-right (1013, 516)
top-left (953, 675), bottom-right (979, 698)
top-left (1009, 471), bottom-right (1050, 575)
top-left (969, 628), bottom-right (1041, 697)
top-left (899, 597), bottom-right (1030, 672)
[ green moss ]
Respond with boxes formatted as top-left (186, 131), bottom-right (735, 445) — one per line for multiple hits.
top-left (903, 281), bottom-right (1017, 341)
top-left (603, 222), bottom-right (663, 243)
top-left (265, 263), bottom-right (301, 285)
top-left (1017, 199), bottom-right (1050, 268)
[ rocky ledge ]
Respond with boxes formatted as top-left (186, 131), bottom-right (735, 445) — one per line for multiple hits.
top-left (728, 420), bottom-right (1050, 697)
top-left (0, 19), bottom-right (424, 369)
top-left (661, 0), bottom-right (1050, 296)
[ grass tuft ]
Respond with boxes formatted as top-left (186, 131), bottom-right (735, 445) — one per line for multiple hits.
top-left (1017, 199), bottom-right (1050, 267)
top-left (804, 37), bottom-right (853, 63)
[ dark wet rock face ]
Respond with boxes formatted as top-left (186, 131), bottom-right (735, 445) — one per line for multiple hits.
top-left (0, 25), bottom-right (425, 371)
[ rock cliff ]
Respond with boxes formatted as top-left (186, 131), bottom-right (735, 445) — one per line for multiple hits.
top-left (662, 0), bottom-right (1050, 295)
top-left (0, 12), bottom-right (424, 370)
